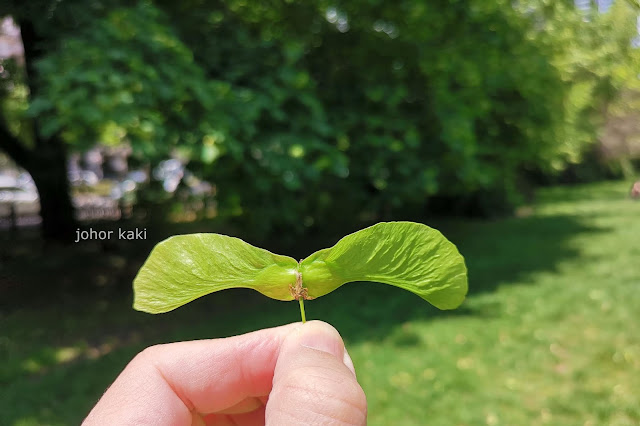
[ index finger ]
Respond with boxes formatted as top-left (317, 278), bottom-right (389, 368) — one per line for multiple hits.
top-left (84, 322), bottom-right (303, 425)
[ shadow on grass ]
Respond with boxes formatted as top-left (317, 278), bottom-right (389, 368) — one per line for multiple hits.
top-left (0, 210), bottom-right (607, 425)
top-left (1, 210), bottom-right (605, 334)
top-left (298, 212), bottom-right (607, 343)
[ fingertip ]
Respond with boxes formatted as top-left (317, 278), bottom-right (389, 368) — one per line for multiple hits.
top-left (280, 320), bottom-right (357, 377)
top-left (268, 321), bottom-right (367, 425)
top-left (293, 320), bottom-right (345, 359)
top-left (298, 321), bottom-right (357, 376)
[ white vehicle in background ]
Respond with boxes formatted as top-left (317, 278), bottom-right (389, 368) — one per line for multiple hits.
top-left (0, 173), bottom-right (40, 225)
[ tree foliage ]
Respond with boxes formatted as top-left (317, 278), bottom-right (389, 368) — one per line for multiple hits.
top-left (1, 0), bottom-right (638, 238)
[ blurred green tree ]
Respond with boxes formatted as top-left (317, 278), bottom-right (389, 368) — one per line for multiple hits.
top-left (515, 0), bottom-right (640, 182)
top-left (1, 0), bottom-right (637, 241)
top-left (1, 1), bottom-right (225, 240)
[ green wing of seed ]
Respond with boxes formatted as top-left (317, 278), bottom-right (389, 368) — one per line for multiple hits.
top-left (300, 222), bottom-right (468, 309)
top-left (133, 233), bottom-right (298, 313)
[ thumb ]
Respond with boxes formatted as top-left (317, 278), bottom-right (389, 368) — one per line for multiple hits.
top-left (266, 321), bottom-right (367, 425)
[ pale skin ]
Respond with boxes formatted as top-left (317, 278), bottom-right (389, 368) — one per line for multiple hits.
top-left (83, 321), bottom-right (367, 426)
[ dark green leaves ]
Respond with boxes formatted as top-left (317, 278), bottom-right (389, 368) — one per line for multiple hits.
top-left (134, 222), bottom-right (468, 314)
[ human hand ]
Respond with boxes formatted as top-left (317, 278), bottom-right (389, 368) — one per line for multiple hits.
top-left (83, 321), bottom-right (367, 425)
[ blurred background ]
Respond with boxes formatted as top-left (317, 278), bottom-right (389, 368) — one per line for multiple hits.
top-left (1, 0), bottom-right (639, 424)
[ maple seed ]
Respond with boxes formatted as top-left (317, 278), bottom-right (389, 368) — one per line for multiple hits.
top-left (289, 271), bottom-right (313, 300)
top-left (132, 221), bottom-right (468, 317)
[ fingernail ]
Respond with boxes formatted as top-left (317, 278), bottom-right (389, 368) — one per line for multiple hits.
top-left (297, 321), bottom-right (344, 359)
top-left (295, 322), bottom-right (357, 376)
top-left (343, 347), bottom-right (357, 378)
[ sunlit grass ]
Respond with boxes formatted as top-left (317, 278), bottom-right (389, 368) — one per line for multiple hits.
top-left (350, 181), bottom-right (640, 425)
top-left (1, 180), bottom-right (639, 425)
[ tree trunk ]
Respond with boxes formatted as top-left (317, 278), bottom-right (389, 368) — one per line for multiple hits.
top-left (27, 140), bottom-right (77, 242)
top-left (0, 18), bottom-right (78, 242)
top-left (0, 125), bottom-right (78, 242)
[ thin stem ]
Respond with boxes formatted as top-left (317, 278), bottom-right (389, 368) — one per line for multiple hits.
top-left (299, 298), bottom-right (306, 323)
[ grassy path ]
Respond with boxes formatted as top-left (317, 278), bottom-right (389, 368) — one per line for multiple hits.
top-left (352, 182), bottom-right (640, 425)
top-left (1, 181), bottom-right (639, 425)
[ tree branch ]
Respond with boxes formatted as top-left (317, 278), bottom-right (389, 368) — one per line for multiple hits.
top-left (16, 18), bottom-right (43, 100)
top-left (16, 17), bottom-right (45, 146)
top-left (624, 0), bottom-right (640, 11)
top-left (0, 120), bottom-right (32, 168)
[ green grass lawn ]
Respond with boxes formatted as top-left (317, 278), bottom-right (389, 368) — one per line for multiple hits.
top-left (1, 181), bottom-right (639, 425)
